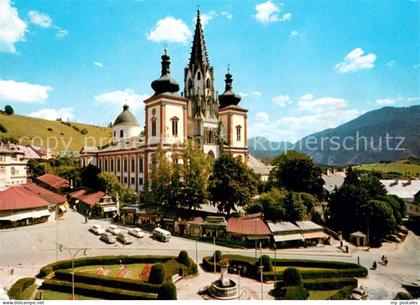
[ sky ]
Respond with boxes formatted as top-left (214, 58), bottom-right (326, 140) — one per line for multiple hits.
top-left (0, 0), bottom-right (419, 143)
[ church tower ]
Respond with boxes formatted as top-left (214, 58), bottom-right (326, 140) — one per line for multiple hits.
top-left (184, 9), bottom-right (220, 158)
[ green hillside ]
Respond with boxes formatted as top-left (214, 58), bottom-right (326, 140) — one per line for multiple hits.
top-left (0, 113), bottom-right (112, 152)
top-left (355, 158), bottom-right (420, 179)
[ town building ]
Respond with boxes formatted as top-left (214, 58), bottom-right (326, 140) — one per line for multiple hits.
top-left (37, 173), bottom-right (70, 194)
top-left (0, 183), bottom-right (66, 228)
top-left (80, 10), bottom-right (266, 192)
top-left (68, 188), bottom-right (118, 218)
top-left (226, 213), bottom-right (271, 247)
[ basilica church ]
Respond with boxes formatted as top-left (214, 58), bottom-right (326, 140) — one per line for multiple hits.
top-left (80, 10), bottom-right (267, 192)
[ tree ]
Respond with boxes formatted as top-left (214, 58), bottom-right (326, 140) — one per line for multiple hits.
top-left (179, 141), bottom-right (211, 210)
top-left (209, 154), bottom-right (259, 215)
top-left (158, 282), bottom-right (177, 300)
top-left (148, 146), bottom-right (173, 205)
top-left (98, 172), bottom-right (137, 205)
top-left (177, 250), bottom-right (190, 267)
top-left (247, 189), bottom-right (286, 222)
top-left (282, 267), bottom-right (302, 286)
top-left (269, 151), bottom-right (324, 198)
top-left (365, 199), bottom-right (397, 244)
top-left (282, 192), bottom-right (308, 222)
top-left (80, 164), bottom-right (101, 189)
top-left (260, 255), bottom-right (273, 272)
top-left (149, 263), bottom-right (166, 284)
top-left (4, 105), bottom-right (14, 115)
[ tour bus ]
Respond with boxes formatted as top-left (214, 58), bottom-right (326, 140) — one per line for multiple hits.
top-left (153, 227), bottom-right (171, 242)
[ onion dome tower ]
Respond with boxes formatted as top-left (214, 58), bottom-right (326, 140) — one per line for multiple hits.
top-left (218, 69), bottom-right (242, 109)
top-left (151, 49), bottom-right (180, 95)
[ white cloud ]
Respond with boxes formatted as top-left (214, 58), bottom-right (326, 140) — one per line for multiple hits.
top-left (335, 48), bottom-right (376, 73)
top-left (0, 80), bottom-right (52, 103)
top-left (221, 11), bottom-right (233, 20)
top-left (375, 98), bottom-right (396, 106)
top-left (272, 95), bottom-right (292, 107)
top-left (298, 95), bottom-right (347, 112)
top-left (255, 112), bottom-right (269, 122)
top-left (290, 30), bottom-right (299, 38)
top-left (55, 27), bottom-right (68, 38)
top-left (199, 11), bottom-right (216, 28)
top-left (28, 10), bottom-right (52, 28)
top-left (147, 17), bottom-right (192, 43)
top-left (407, 96), bottom-right (420, 102)
top-left (0, 0), bottom-right (27, 53)
top-left (386, 60), bottom-right (395, 67)
top-left (239, 91), bottom-right (262, 98)
top-left (29, 107), bottom-right (74, 121)
top-left (94, 61), bottom-right (104, 68)
top-left (255, 1), bottom-right (291, 24)
top-left (94, 89), bottom-right (149, 113)
top-left (250, 95), bottom-right (361, 142)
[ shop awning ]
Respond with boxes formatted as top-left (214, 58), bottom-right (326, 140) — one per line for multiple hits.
top-left (273, 233), bottom-right (304, 242)
top-left (303, 231), bottom-right (326, 240)
top-left (102, 206), bottom-right (117, 212)
top-left (0, 209), bottom-right (50, 222)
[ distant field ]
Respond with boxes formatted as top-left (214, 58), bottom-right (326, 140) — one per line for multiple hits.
top-left (0, 113), bottom-right (112, 152)
top-left (355, 160), bottom-right (420, 178)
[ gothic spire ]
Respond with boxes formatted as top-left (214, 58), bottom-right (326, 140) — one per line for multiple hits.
top-left (189, 9), bottom-right (210, 69)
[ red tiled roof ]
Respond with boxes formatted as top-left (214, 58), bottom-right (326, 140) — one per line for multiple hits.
top-left (0, 186), bottom-right (50, 211)
top-left (227, 217), bottom-right (271, 235)
top-left (21, 183), bottom-right (66, 205)
top-left (188, 217), bottom-right (204, 225)
top-left (68, 188), bottom-right (105, 207)
top-left (37, 174), bottom-right (70, 190)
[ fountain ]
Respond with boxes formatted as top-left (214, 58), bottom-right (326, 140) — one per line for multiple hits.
top-left (208, 258), bottom-right (240, 299)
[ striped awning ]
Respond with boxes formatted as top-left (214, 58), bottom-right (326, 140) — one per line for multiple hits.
top-left (0, 209), bottom-right (50, 222)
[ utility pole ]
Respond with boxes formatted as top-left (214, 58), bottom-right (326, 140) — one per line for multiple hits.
top-left (195, 239), bottom-right (198, 267)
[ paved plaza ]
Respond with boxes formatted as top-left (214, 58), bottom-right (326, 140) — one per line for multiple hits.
top-left (0, 210), bottom-right (418, 300)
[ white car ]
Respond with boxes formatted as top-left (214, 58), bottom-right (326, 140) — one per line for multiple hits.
top-left (128, 228), bottom-right (145, 238)
top-left (106, 224), bottom-right (121, 235)
top-left (89, 224), bottom-right (105, 235)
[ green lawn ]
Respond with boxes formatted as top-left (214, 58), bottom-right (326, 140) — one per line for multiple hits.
top-left (38, 289), bottom-right (103, 300)
top-left (0, 113), bottom-right (112, 152)
top-left (355, 161), bottom-right (420, 178)
top-left (308, 290), bottom-right (338, 300)
top-left (273, 266), bottom-right (336, 273)
top-left (73, 263), bottom-right (146, 280)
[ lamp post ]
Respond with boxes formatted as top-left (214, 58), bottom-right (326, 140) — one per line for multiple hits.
top-left (213, 235), bottom-right (216, 273)
top-left (60, 246), bottom-right (87, 300)
top-left (274, 243), bottom-right (277, 283)
top-left (259, 264), bottom-right (264, 300)
top-left (55, 203), bottom-right (59, 262)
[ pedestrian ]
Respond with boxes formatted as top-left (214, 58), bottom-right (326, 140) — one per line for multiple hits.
top-left (357, 256), bottom-right (360, 266)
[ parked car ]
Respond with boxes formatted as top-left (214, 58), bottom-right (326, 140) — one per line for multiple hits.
top-left (388, 234), bottom-right (402, 243)
top-left (106, 225), bottom-right (121, 235)
top-left (89, 224), bottom-right (105, 235)
top-left (117, 233), bottom-right (133, 245)
top-left (100, 233), bottom-right (116, 244)
top-left (128, 228), bottom-right (145, 238)
top-left (350, 287), bottom-right (367, 300)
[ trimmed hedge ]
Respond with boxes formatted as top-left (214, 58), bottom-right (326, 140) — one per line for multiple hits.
top-left (8, 277), bottom-right (35, 300)
top-left (302, 278), bottom-right (358, 290)
top-left (278, 285), bottom-right (309, 300)
top-left (328, 285), bottom-right (357, 300)
top-left (177, 251), bottom-right (190, 267)
top-left (149, 263), bottom-right (166, 284)
top-left (38, 255), bottom-right (174, 278)
top-left (41, 279), bottom-right (157, 300)
top-left (202, 255), bottom-right (367, 282)
top-left (54, 270), bottom-right (160, 293)
top-left (158, 282), bottom-right (177, 300)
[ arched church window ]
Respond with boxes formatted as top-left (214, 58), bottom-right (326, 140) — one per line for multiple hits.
top-left (188, 79), bottom-right (193, 92)
top-left (197, 71), bottom-right (201, 80)
top-left (151, 117), bottom-right (157, 137)
top-left (236, 125), bottom-right (242, 141)
top-left (171, 117), bottom-right (179, 136)
top-left (206, 78), bottom-right (210, 89)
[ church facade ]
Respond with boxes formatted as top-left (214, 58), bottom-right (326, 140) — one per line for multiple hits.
top-left (80, 11), bottom-right (253, 192)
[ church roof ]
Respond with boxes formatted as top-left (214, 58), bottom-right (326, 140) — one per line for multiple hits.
top-left (189, 9), bottom-right (209, 69)
top-left (219, 69), bottom-right (242, 109)
top-left (113, 105), bottom-right (140, 127)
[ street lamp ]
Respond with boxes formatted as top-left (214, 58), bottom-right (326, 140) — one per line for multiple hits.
top-left (258, 264), bottom-right (264, 300)
top-left (59, 246), bottom-right (87, 300)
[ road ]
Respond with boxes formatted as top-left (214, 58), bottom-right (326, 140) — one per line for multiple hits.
top-left (0, 210), bottom-right (418, 300)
